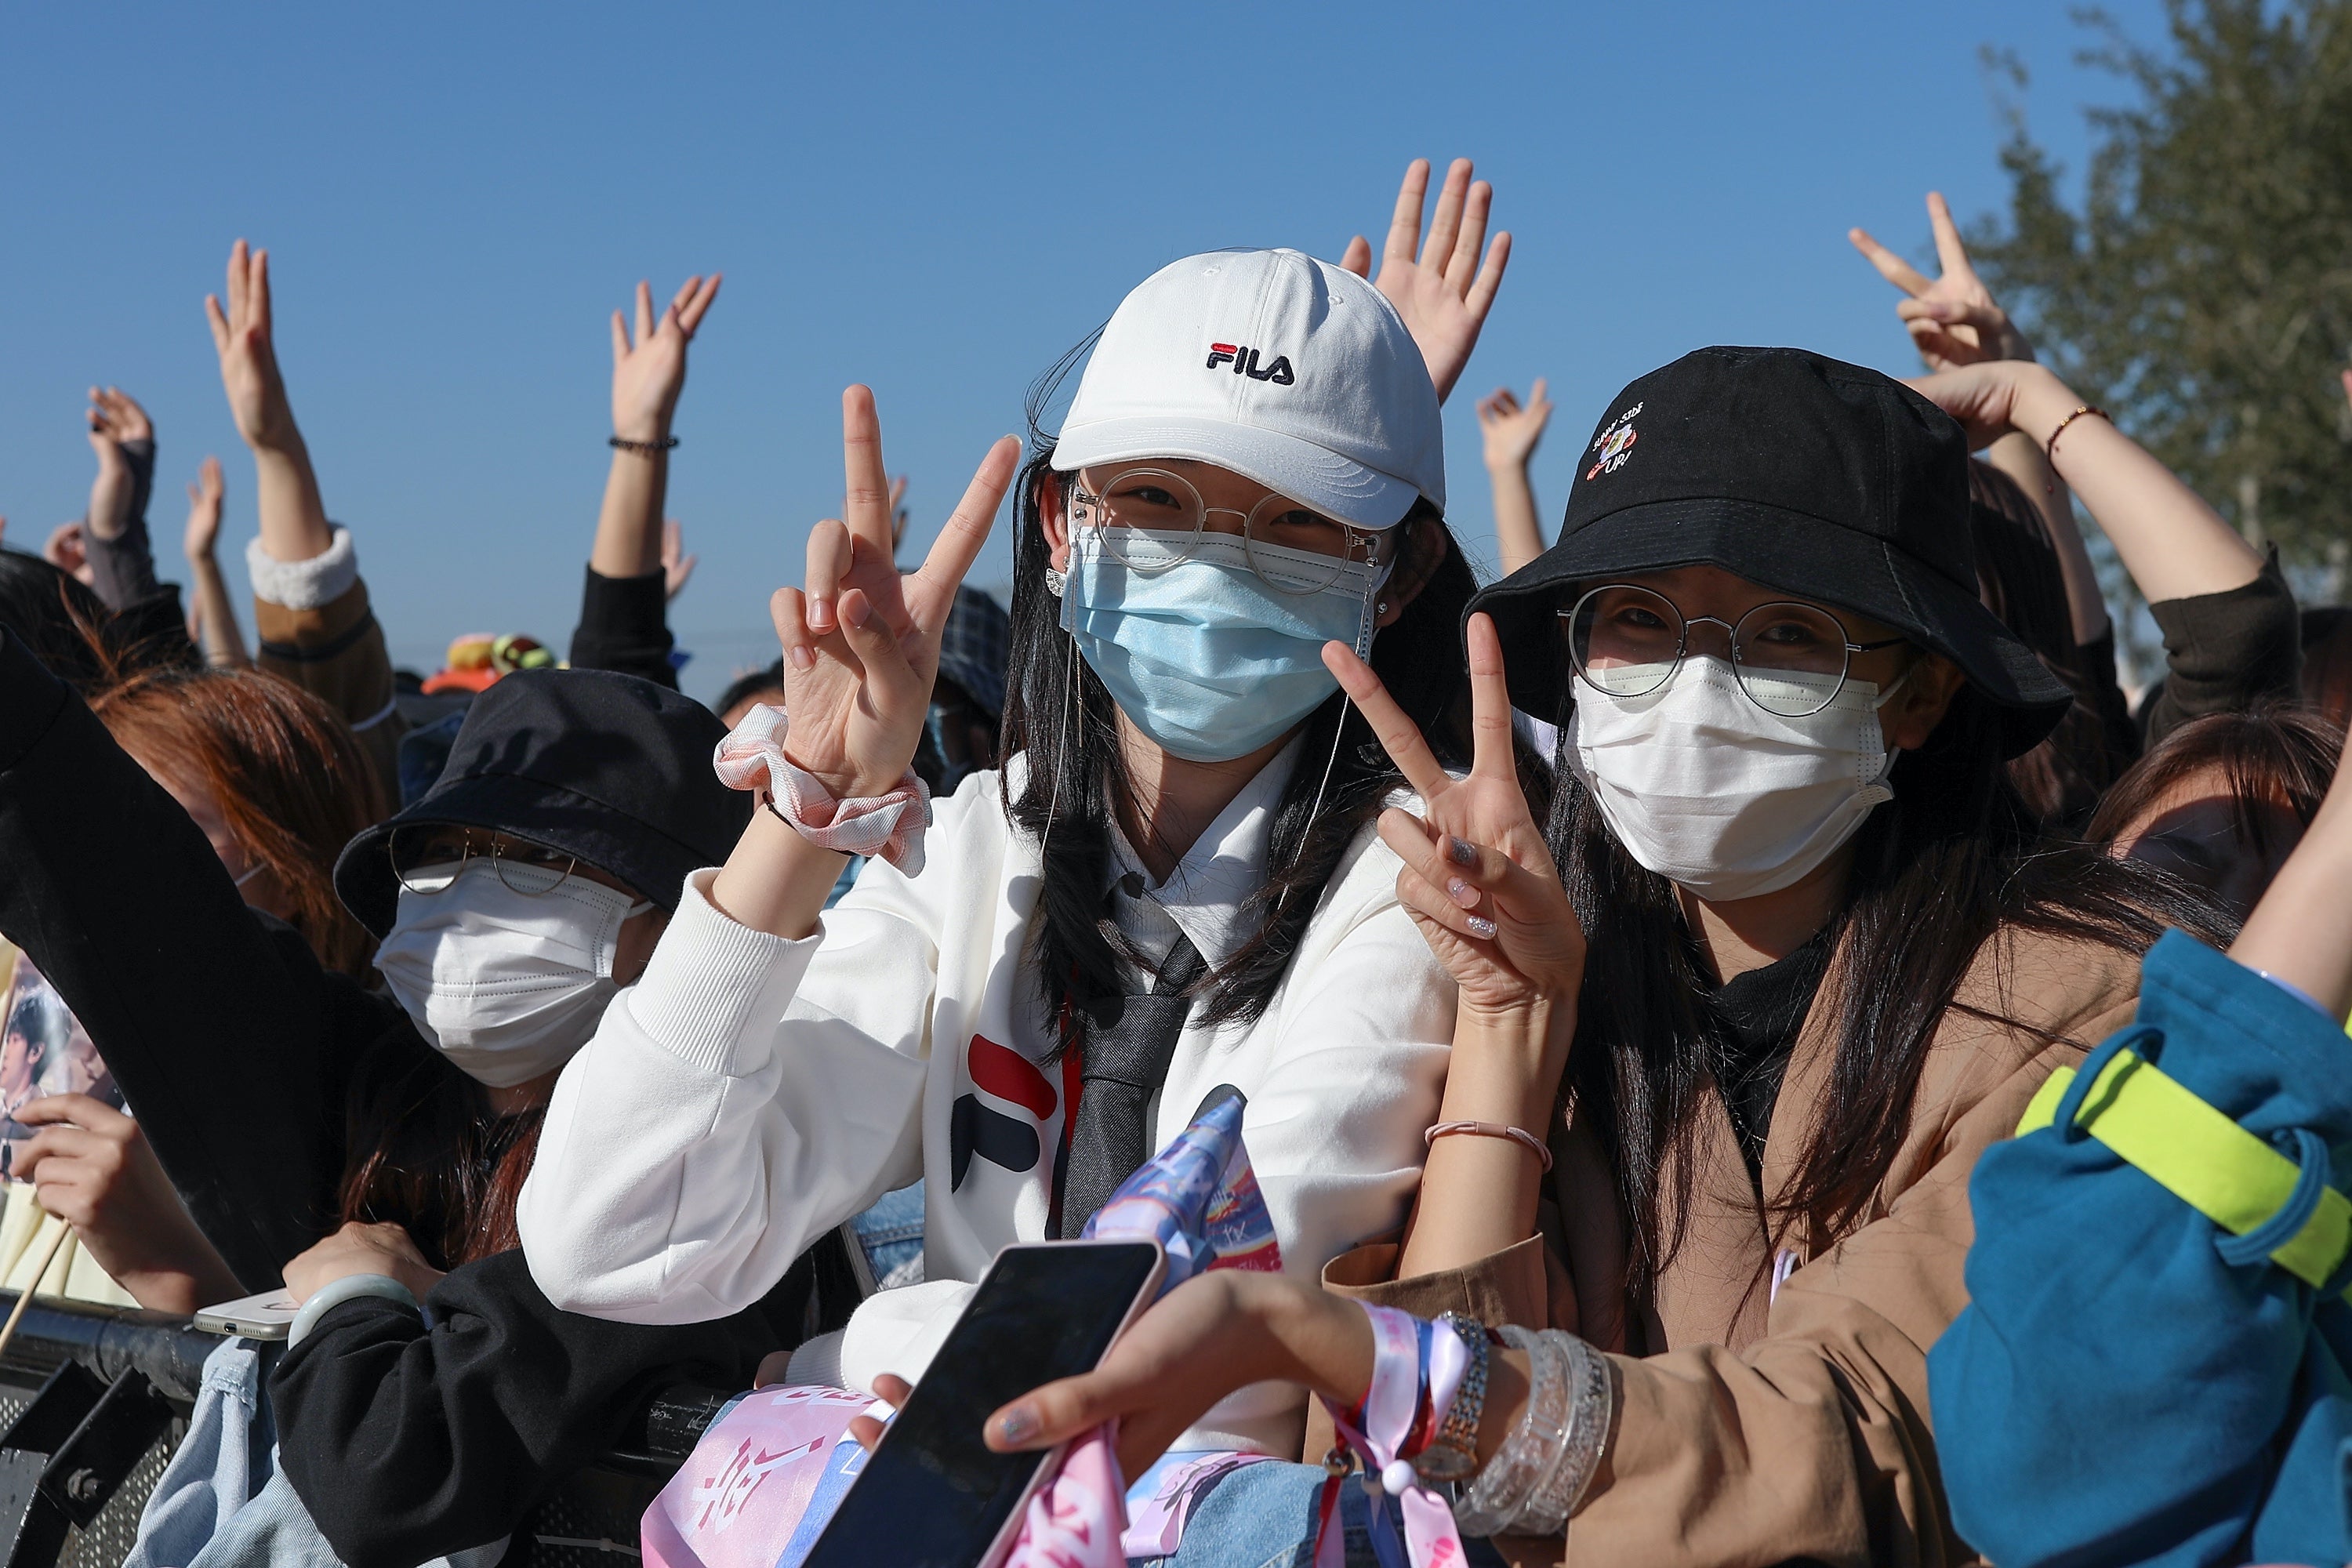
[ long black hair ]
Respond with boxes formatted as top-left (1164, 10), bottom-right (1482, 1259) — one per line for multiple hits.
top-left (1549, 670), bottom-right (2228, 1310)
top-left (1001, 446), bottom-right (1504, 1036)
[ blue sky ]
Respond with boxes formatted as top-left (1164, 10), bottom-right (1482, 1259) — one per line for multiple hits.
top-left (0, 1), bottom-right (2169, 704)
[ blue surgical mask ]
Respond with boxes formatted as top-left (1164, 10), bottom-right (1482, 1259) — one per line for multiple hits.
top-left (1058, 528), bottom-right (1391, 763)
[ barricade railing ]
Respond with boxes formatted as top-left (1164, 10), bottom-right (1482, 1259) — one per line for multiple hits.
top-left (0, 1292), bottom-right (726, 1568)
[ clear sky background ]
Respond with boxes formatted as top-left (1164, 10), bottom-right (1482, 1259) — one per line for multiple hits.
top-left (0, 1), bottom-right (2168, 705)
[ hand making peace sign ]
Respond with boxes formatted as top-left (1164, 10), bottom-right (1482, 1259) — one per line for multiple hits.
top-left (1323, 613), bottom-right (1584, 1014)
top-left (772, 387), bottom-right (1020, 801)
top-left (1849, 191), bottom-right (2034, 371)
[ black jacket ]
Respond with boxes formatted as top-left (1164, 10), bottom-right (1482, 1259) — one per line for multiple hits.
top-left (0, 627), bottom-right (793, 1562)
top-left (569, 565), bottom-right (677, 691)
top-left (273, 1250), bottom-right (771, 1568)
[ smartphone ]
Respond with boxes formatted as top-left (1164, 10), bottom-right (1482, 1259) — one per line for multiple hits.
top-left (800, 1238), bottom-right (1165, 1568)
top-left (193, 1289), bottom-right (299, 1340)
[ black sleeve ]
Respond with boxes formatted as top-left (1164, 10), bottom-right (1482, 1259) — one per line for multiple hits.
top-left (2071, 626), bottom-right (2143, 779)
top-left (568, 565), bottom-right (677, 690)
top-left (271, 1249), bottom-right (773, 1568)
top-left (2140, 551), bottom-right (2303, 746)
top-left (85, 437), bottom-right (163, 612)
top-left (0, 626), bottom-right (397, 1285)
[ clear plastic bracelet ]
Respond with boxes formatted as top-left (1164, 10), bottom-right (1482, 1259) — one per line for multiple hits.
top-left (1522, 1330), bottom-right (1614, 1529)
top-left (1452, 1323), bottom-right (1567, 1537)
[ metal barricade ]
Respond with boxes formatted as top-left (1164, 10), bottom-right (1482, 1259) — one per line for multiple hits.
top-left (0, 1294), bottom-right (730, 1568)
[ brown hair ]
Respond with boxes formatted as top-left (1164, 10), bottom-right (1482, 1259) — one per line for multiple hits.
top-left (2086, 701), bottom-right (2342, 864)
top-left (93, 667), bottom-right (385, 977)
top-left (2299, 608), bottom-right (2352, 735)
top-left (336, 1044), bottom-right (540, 1268)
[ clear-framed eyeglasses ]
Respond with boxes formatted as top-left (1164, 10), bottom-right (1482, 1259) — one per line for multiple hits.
top-left (1562, 583), bottom-right (1910, 718)
top-left (388, 825), bottom-right (579, 896)
top-left (1069, 466), bottom-right (1391, 594)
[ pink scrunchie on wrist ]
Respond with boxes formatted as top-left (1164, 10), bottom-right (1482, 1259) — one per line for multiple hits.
top-left (712, 704), bottom-right (933, 876)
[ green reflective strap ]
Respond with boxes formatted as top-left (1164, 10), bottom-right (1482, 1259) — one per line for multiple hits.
top-left (2016, 1051), bottom-right (2352, 1301)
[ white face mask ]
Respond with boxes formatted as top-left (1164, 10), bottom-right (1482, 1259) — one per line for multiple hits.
top-left (374, 859), bottom-right (652, 1088)
top-left (1562, 655), bottom-right (1911, 902)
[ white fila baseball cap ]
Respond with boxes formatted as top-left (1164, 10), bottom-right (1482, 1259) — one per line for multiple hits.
top-left (1051, 248), bottom-right (1445, 530)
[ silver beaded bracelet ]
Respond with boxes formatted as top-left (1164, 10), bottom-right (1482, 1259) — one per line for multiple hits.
top-left (1450, 1327), bottom-right (1613, 1538)
top-left (1451, 1324), bottom-right (1566, 1536)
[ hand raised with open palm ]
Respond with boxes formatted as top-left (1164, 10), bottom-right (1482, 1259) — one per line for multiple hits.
top-left (1324, 613), bottom-right (1584, 1014)
top-left (772, 387), bottom-right (1020, 800)
top-left (611, 274), bottom-right (720, 444)
top-left (1341, 158), bottom-right (1510, 404)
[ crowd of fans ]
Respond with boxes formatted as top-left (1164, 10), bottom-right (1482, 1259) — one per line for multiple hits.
top-left (0, 162), bottom-right (2346, 1567)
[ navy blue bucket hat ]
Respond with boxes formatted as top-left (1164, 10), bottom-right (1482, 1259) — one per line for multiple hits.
top-left (335, 667), bottom-right (751, 937)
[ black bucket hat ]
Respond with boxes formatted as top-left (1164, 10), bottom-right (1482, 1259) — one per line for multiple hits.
top-left (335, 667), bottom-right (752, 938)
top-left (1470, 346), bottom-right (2074, 758)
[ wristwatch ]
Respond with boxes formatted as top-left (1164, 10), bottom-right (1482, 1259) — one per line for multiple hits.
top-left (1414, 1312), bottom-right (1490, 1485)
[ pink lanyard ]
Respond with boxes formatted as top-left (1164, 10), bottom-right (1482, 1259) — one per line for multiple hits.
top-left (1315, 1304), bottom-right (1469, 1568)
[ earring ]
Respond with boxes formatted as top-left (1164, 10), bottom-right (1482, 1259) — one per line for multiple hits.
top-left (1045, 566), bottom-right (1066, 598)
top-left (1376, 598), bottom-right (1390, 614)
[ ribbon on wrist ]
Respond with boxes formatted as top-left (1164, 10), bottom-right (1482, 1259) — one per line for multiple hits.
top-left (713, 704), bottom-right (933, 875)
top-left (1311, 1301), bottom-right (1468, 1568)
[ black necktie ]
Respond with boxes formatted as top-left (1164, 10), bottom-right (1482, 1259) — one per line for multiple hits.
top-left (1056, 928), bottom-right (1206, 1238)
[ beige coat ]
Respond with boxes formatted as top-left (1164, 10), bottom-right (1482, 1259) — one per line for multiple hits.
top-left (255, 577), bottom-right (406, 804)
top-left (1319, 923), bottom-right (2144, 1568)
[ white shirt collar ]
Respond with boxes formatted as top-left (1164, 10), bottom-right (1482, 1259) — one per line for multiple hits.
top-left (1107, 737), bottom-right (1303, 971)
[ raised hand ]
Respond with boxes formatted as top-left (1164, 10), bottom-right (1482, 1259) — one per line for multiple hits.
top-left (1477, 379), bottom-right (1552, 470)
top-left (661, 517), bottom-right (698, 601)
top-left (1849, 191), bottom-right (2033, 371)
top-left (612, 274), bottom-right (721, 444)
top-left (42, 523), bottom-right (95, 586)
top-left (1340, 158), bottom-right (1511, 403)
top-left (1323, 613), bottom-right (1584, 1013)
top-left (84, 386), bottom-right (151, 542)
top-left (774, 387), bottom-right (1020, 800)
top-left (183, 456), bottom-right (226, 563)
top-left (205, 240), bottom-right (302, 452)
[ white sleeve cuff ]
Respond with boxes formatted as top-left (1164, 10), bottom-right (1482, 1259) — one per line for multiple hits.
top-left (245, 525), bottom-right (358, 609)
top-left (785, 1329), bottom-right (848, 1389)
top-left (627, 868), bottom-right (823, 1075)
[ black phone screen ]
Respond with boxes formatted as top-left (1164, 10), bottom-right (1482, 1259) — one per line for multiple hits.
top-left (801, 1240), bottom-right (1163, 1568)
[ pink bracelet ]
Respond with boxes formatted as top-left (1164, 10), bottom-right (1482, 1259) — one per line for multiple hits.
top-left (1425, 1120), bottom-right (1554, 1172)
top-left (713, 704), bottom-right (933, 876)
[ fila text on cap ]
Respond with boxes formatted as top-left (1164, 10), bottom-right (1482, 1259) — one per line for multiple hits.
top-left (1051, 249), bottom-right (1444, 530)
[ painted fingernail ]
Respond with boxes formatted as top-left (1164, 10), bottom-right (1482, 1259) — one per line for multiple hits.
top-left (1465, 914), bottom-right (1498, 940)
top-left (995, 1407), bottom-right (1038, 1444)
top-left (844, 597), bottom-right (869, 630)
top-left (788, 646), bottom-right (814, 671)
top-left (1446, 877), bottom-right (1481, 909)
top-left (1447, 837), bottom-right (1478, 868)
top-left (809, 597), bottom-right (833, 630)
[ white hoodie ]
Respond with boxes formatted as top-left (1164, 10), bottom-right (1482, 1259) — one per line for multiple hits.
top-left (517, 750), bottom-right (1454, 1454)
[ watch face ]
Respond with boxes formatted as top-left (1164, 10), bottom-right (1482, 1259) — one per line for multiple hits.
top-left (1414, 1446), bottom-right (1479, 1485)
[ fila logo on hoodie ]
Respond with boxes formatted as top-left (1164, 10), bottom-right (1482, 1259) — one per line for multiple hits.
top-left (950, 1033), bottom-right (1058, 1189)
top-left (1205, 343), bottom-right (1297, 385)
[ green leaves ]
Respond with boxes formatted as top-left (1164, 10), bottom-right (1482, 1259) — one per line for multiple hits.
top-left (1972, 1), bottom-right (2352, 570)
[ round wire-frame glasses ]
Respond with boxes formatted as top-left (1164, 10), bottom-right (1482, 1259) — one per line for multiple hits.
top-left (1562, 582), bottom-right (1909, 718)
top-left (389, 825), bottom-right (579, 896)
top-left (1069, 466), bottom-right (1389, 594)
